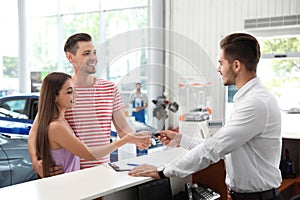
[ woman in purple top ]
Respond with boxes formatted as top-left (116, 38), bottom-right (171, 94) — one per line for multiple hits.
top-left (35, 72), bottom-right (150, 177)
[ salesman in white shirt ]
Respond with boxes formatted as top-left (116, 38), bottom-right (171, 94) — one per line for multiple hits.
top-left (129, 33), bottom-right (282, 200)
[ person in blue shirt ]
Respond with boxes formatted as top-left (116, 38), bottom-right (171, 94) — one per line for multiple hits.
top-left (129, 83), bottom-right (148, 124)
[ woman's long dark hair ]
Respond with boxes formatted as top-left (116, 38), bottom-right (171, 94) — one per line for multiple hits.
top-left (36, 72), bottom-right (71, 177)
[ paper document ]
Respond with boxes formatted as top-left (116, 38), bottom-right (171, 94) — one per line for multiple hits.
top-left (108, 162), bottom-right (138, 171)
top-left (109, 160), bottom-right (165, 172)
top-left (108, 147), bottom-right (184, 172)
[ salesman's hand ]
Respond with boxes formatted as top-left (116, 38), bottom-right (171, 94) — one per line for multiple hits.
top-left (157, 130), bottom-right (182, 147)
top-left (128, 164), bottom-right (160, 179)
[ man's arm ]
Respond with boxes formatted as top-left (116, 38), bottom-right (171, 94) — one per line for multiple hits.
top-left (28, 114), bottom-right (43, 177)
top-left (140, 94), bottom-right (148, 111)
top-left (112, 109), bottom-right (133, 138)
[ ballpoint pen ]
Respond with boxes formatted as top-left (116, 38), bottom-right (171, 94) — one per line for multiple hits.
top-left (127, 163), bottom-right (139, 166)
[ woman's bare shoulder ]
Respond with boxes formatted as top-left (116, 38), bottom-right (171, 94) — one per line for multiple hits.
top-left (48, 120), bottom-right (70, 134)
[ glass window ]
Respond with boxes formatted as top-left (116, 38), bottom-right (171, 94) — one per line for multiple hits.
top-left (26, 0), bottom-right (57, 17)
top-left (0, 1), bottom-right (149, 93)
top-left (227, 85), bottom-right (237, 103)
top-left (62, 13), bottom-right (101, 45)
top-left (0, 0), bottom-right (19, 91)
top-left (258, 58), bottom-right (300, 110)
top-left (27, 17), bottom-right (58, 72)
top-left (101, 0), bottom-right (147, 11)
top-left (104, 7), bottom-right (148, 86)
top-left (258, 36), bottom-right (300, 111)
top-left (59, 0), bottom-right (100, 14)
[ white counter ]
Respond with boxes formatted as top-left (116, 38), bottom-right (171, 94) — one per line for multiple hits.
top-left (0, 147), bottom-right (190, 200)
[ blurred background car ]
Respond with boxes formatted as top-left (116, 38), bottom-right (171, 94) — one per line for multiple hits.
top-left (182, 107), bottom-right (211, 122)
top-left (0, 133), bottom-right (37, 188)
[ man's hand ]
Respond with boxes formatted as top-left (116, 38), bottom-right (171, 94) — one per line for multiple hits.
top-left (49, 165), bottom-right (64, 177)
top-left (128, 164), bottom-right (160, 179)
top-left (157, 130), bottom-right (182, 147)
top-left (32, 160), bottom-right (64, 178)
top-left (32, 159), bottom-right (44, 177)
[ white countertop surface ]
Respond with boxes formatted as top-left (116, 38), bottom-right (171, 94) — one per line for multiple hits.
top-left (0, 147), bottom-right (186, 200)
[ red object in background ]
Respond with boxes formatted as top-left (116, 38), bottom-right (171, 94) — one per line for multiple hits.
top-left (168, 126), bottom-right (179, 133)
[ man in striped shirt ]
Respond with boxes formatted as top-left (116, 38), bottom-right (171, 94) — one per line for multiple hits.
top-left (28, 33), bottom-right (151, 175)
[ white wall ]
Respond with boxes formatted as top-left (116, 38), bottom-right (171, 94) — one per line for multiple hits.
top-left (164, 0), bottom-right (300, 127)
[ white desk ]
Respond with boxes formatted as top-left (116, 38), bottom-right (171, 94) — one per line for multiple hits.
top-left (0, 147), bottom-right (191, 200)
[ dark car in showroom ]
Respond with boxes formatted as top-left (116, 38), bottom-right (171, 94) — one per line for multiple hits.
top-left (0, 94), bottom-right (38, 188)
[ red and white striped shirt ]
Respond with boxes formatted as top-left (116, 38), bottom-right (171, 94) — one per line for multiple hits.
top-left (65, 78), bottom-right (124, 169)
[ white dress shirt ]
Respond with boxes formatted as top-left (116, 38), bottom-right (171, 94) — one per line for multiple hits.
top-left (164, 77), bottom-right (282, 192)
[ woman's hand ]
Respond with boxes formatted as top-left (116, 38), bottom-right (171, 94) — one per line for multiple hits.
top-left (128, 131), bottom-right (152, 150)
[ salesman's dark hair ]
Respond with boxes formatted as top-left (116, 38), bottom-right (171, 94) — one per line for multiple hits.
top-left (220, 33), bottom-right (261, 72)
top-left (64, 33), bottom-right (92, 55)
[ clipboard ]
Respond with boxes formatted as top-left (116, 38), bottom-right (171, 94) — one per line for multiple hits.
top-left (108, 162), bottom-right (138, 171)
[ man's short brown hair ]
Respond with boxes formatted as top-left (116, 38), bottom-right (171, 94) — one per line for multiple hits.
top-left (64, 33), bottom-right (92, 55)
top-left (220, 33), bottom-right (261, 72)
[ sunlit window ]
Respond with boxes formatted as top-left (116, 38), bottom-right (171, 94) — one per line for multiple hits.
top-left (0, 0), bottom-right (148, 94)
top-left (104, 7), bottom-right (148, 85)
top-left (258, 36), bottom-right (300, 111)
top-left (0, 0), bottom-right (18, 92)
